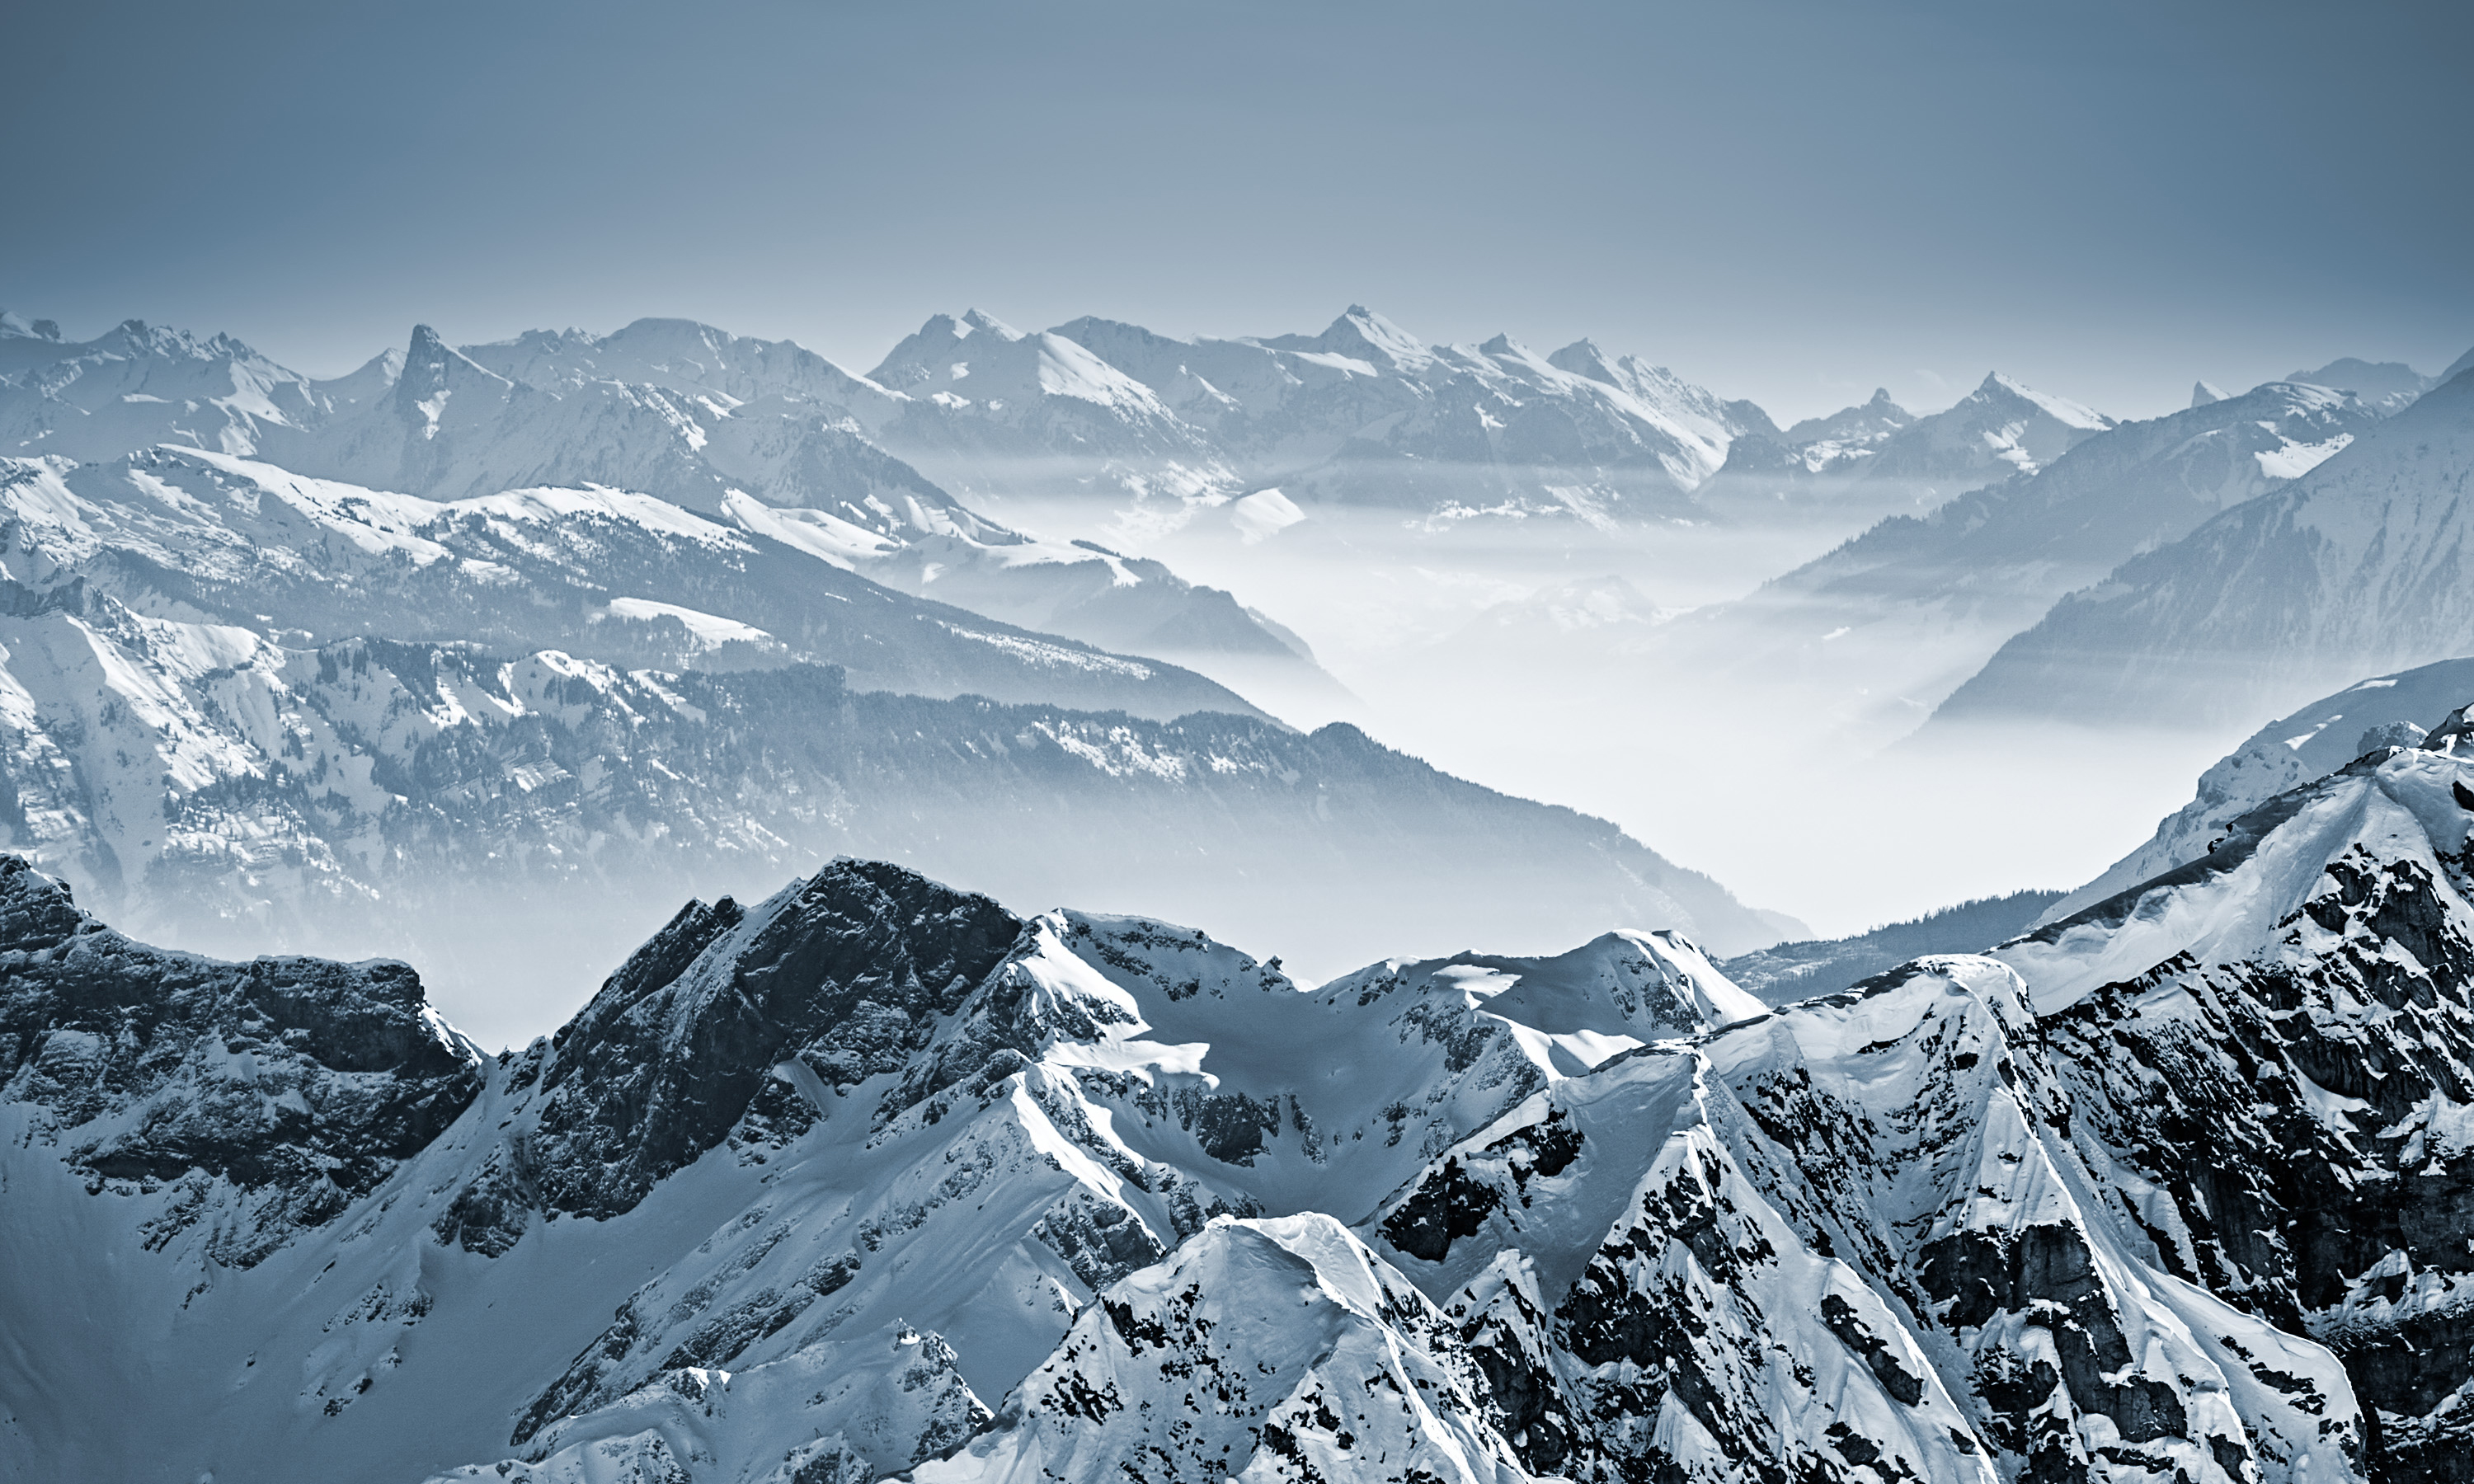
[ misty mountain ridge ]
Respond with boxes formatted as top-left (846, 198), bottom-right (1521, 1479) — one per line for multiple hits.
top-left (2039, 655), bottom-right (2474, 923)
top-left (4, 303), bottom-right (2142, 536)
top-left (1644, 373), bottom-right (2393, 749)
top-left (1934, 359), bottom-right (2474, 732)
top-left (0, 314), bottom-right (1325, 689)
top-left (1718, 886), bottom-right (2067, 1003)
top-left (0, 568), bottom-right (1797, 1044)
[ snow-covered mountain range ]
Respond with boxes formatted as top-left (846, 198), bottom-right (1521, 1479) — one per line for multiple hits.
top-left (2039, 655), bottom-right (2474, 923)
top-left (880, 308), bottom-right (2125, 533)
top-left (1701, 370), bottom-right (2116, 516)
top-left (0, 306), bottom-right (1831, 1021)
top-left (20, 675), bottom-right (2474, 1482)
top-left (0, 565), bottom-right (1798, 1042)
top-left (0, 314), bottom-right (1319, 684)
top-left (16, 282), bottom-right (2474, 1484)
top-left (1, 304), bottom-right (1793, 538)
top-left (0, 447), bottom-right (1258, 720)
top-left (1937, 363), bottom-right (2474, 731)
top-left (1649, 372), bottom-right (2392, 746)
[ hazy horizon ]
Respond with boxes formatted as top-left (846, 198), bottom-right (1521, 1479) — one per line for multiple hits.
top-left (8, 0), bottom-right (2469, 425)
top-left (7, 296), bottom-right (2464, 431)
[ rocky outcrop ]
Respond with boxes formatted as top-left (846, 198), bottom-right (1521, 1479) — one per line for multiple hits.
top-left (0, 855), bottom-right (481, 1266)
top-left (22, 734), bottom-right (2474, 1484)
top-left (528, 860), bottom-right (1022, 1220)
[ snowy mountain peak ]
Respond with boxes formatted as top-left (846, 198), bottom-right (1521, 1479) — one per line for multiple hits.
top-left (1267, 305), bottom-right (1435, 373)
top-left (2285, 356), bottom-right (2430, 409)
top-left (2191, 379), bottom-right (2228, 407)
top-left (0, 852), bottom-right (92, 952)
top-left (1975, 370), bottom-right (2113, 430)
top-left (318, 345), bottom-right (406, 404)
top-left (18, 838), bottom-right (2474, 1477)
top-left (1542, 337), bottom-right (1618, 385)
top-left (1776, 388), bottom-right (1914, 446)
top-left (1425, 928), bottom-right (1767, 1042)
top-left (2422, 701), bottom-right (2474, 756)
top-left (87, 317), bottom-right (230, 364)
top-left (517, 858), bottom-right (1023, 1223)
top-left (604, 315), bottom-right (729, 354)
top-left (960, 308), bottom-right (1026, 341)
top-left (0, 852), bottom-right (485, 1267)
top-left (397, 323), bottom-right (510, 400)
top-left (0, 310), bottom-right (63, 342)
top-left (872, 312), bottom-right (1023, 383)
top-left (915, 1213), bottom-right (1531, 1484)
top-left (1334, 305), bottom-right (1432, 366)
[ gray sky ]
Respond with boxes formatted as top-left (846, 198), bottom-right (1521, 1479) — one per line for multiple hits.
top-left (7, 0), bottom-right (2468, 422)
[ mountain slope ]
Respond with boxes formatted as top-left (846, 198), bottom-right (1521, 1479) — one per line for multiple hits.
top-left (0, 599), bottom-right (1795, 1041)
top-left (38, 749), bottom-right (2474, 1480)
top-left (1653, 378), bottom-right (2381, 746)
top-left (0, 317), bottom-right (1324, 683)
top-left (0, 317), bottom-right (326, 462)
top-left (910, 1214), bottom-right (1536, 1484)
top-left (1035, 307), bottom-right (1760, 522)
top-left (9, 841), bottom-right (2407, 1483)
top-left (1933, 366), bottom-right (2474, 731)
top-left (2044, 657), bottom-right (2474, 921)
top-left (1697, 386), bottom-right (1916, 499)
top-left (1719, 888), bottom-right (2065, 1003)
top-left (1699, 372), bottom-right (2114, 524)
top-left (451, 317), bottom-right (1327, 679)
top-left (1984, 725), bottom-right (2474, 1479)
top-left (0, 448), bottom-right (1262, 720)
top-left (0, 854), bottom-right (1777, 1482)
top-left (2286, 357), bottom-right (2432, 416)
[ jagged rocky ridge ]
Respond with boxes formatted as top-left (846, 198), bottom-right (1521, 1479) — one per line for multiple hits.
top-left (16, 696), bottom-right (2474, 1482)
top-left (0, 439), bottom-right (1270, 723)
top-left (2, 303), bottom-right (2125, 541)
top-left (0, 315), bottom-right (1321, 682)
top-left (1985, 704), bottom-right (2474, 1481)
top-left (1698, 370), bottom-right (2115, 518)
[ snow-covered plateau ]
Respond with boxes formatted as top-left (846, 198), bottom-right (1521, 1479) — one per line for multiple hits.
top-left (14, 677), bottom-right (2474, 1482)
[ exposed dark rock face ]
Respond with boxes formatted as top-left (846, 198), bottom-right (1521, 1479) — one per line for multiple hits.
top-left (0, 855), bottom-right (482, 1266)
top-left (526, 859), bottom-right (1023, 1221)
top-left (24, 773), bottom-right (2474, 1484)
top-left (1918, 1225), bottom-right (2188, 1451)
top-left (1383, 1110), bottom-right (1584, 1265)
top-left (2041, 840), bottom-right (2474, 1482)
top-left (1383, 1157), bottom-right (1504, 1263)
